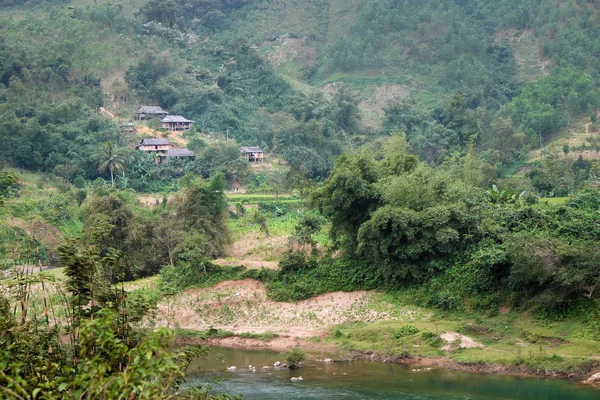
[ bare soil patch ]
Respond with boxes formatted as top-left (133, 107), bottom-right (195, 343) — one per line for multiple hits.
top-left (440, 331), bottom-right (484, 351)
top-left (138, 195), bottom-right (164, 209)
top-left (184, 335), bottom-right (336, 354)
top-left (321, 82), bottom-right (344, 96)
top-left (229, 234), bottom-right (288, 263)
top-left (269, 37), bottom-right (317, 72)
top-left (154, 279), bottom-right (418, 338)
top-left (496, 29), bottom-right (550, 80)
top-left (135, 126), bottom-right (189, 147)
top-left (359, 85), bottom-right (410, 131)
top-left (9, 217), bottom-right (63, 254)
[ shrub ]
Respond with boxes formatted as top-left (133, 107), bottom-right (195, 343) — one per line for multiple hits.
top-left (258, 202), bottom-right (289, 216)
top-left (285, 347), bottom-right (306, 369)
top-left (395, 324), bottom-right (419, 338)
top-left (160, 262), bottom-right (245, 292)
top-left (421, 331), bottom-right (443, 346)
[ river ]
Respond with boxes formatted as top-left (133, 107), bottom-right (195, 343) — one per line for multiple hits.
top-left (185, 347), bottom-right (599, 400)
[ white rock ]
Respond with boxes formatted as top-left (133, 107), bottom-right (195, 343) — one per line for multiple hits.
top-left (226, 366), bottom-right (237, 371)
top-left (583, 372), bottom-right (600, 384)
top-left (274, 361), bottom-right (282, 367)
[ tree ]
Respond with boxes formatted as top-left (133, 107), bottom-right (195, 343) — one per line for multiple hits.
top-left (153, 215), bottom-right (184, 266)
top-left (96, 142), bottom-right (125, 187)
top-left (0, 171), bottom-right (18, 199)
top-left (333, 87), bottom-right (361, 132)
top-left (438, 93), bottom-right (480, 146)
top-left (175, 173), bottom-right (230, 259)
top-left (138, 0), bottom-right (180, 27)
top-left (289, 213), bottom-right (324, 255)
top-left (264, 170), bottom-right (288, 200)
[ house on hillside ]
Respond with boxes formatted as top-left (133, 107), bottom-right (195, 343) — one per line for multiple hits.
top-left (135, 138), bottom-right (195, 163)
top-left (135, 106), bottom-right (168, 121)
top-left (136, 138), bottom-right (172, 154)
top-left (240, 146), bottom-right (264, 163)
top-left (119, 122), bottom-right (136, 133)
top-left (168, 148), bottom-right (196, 160)
top-left (161, 115), bottom-right (193, 132)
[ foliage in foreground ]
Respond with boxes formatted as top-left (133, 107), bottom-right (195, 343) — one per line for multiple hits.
top-left (0, 243), bottom-right (240, 399)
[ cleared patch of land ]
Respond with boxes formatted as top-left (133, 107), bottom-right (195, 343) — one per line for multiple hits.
top-left (153, 279), bottom-right (426, 338)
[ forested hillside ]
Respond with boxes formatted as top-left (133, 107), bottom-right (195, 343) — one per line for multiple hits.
top-left (0, 0), bottom-right (599, 193)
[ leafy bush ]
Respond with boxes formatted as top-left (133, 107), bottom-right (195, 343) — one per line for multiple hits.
top-left (395, 324), bottom-right (419, 339)
top-left (285, 347), bottom-right (306, 369)
top-left (258, 201), bottom-right (289, 217)
top-left (160, 262), bottom-right (245, 292)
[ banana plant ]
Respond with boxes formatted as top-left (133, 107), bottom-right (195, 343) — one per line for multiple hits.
top-left (487, 184), bottom-right (525, 205)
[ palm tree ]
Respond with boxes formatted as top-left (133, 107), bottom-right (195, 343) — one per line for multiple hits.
top-left (96, 142), bottom-right (125, 187)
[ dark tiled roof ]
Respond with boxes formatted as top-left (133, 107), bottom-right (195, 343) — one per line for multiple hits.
top-left (136, 106), bottom-right (167, 114)
top-left (161, 115), bottom-right (193, 123)
top-left (168, 148), bottom-right (195, 157)
top-left (140, 138), bottom-right (171, 146)
top-left (240, 146), bottom-right (263, 153)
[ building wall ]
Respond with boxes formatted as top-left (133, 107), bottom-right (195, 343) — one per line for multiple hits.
top-left (162, 122), bottom-right (192, 132)
top-left (138, 145), bottom-right (171, 152)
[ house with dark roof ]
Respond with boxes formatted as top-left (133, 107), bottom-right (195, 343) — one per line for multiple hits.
top-left (168, 148), bottom-right (195, 159)
top-left (136, 138), bottom-right (172, 154)
top-left (135, 106), bottom-right (168, 120)
top-left (161, 115), bottom-right (193, 132)
top-left (240, 146), bottom-right (264, 162)
top-left (136, 138), bottom-right (195, 163)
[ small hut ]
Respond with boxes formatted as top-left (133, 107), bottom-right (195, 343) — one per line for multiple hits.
top-left (240, 146), bottom-right (264, 163)
top-left (135, 106), bottom-right (168, 121)
top-left (161, 115), bottom-right (194, 132)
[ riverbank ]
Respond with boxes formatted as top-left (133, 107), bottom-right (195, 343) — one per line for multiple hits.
top-left (176, 332), bottom-right (600, 386)
top-left (154, 278), bottom-right (600, 387)
top-left (113, 267), bottom-right (600, 387)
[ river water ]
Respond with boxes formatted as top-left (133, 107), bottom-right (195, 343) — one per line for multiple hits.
top-left (185, 347), bottom-right (599, 400)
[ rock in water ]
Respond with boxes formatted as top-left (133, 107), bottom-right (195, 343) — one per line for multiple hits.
top-left (226, 366), bottom-right (237, 371)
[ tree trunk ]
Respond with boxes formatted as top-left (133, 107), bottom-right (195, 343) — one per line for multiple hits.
top-left (110, 168), bottom-right (114, 187)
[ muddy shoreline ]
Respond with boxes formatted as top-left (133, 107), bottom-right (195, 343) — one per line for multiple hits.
top-left (175, 334), bottom-right (600, 388)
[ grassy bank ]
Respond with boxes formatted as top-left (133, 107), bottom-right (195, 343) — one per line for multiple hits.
top-left (324, 309), bottom-right (600, 378)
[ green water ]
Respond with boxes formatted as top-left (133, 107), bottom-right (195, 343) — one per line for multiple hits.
top-left (186, 347), bottom-right (599, 400)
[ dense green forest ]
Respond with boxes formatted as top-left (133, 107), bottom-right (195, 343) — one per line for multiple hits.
top-left (2, 0), bottom-right (600, 398)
